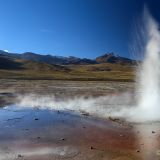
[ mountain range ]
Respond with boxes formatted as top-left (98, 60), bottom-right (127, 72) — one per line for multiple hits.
top-left (0, 50), bottom-right (136, 81)
top-left (0, 50), bottom-right (136, 65)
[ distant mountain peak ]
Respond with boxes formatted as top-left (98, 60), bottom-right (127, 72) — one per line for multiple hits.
top-left (100, 52), bottom-right (119, 57)
top-left (3, 50), bottom-right (9, 53)
top-left (23, 52), bottom-right (36, 55)
top-left (0, 50), bottom-right (135, 65)
top-left (0, 50), bottom-right (9, 54)
top-left (96, 53), bottom-right (135, 64)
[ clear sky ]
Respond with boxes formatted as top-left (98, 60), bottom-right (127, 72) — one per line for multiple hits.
top-left (0, 0), bottom-right (159, 58)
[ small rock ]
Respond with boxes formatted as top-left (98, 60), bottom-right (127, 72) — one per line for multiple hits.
top-left (60, 138), bottom-right (65, 141)
top-left (109, 116), bottom-right (119, 122)
top-left (35, 118), bottom-right (39, 121)
top-left (152, 131), bottom-right (156, 134)
top-left (90, 146), bottom-right (95, 150)
top-left (18, 154), bottom-right (22, 157)
top-left (81, 111), bottom-right (89, 116)
top-left (37, 137), bottom-right (41, 139)
top-left (136, 150), bottom-right (140, 153)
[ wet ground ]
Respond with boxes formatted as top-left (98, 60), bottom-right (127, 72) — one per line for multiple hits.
top-left (0, 107), bottom-right (160, 160)
top-left (0, 80), bottom-right (160, 160)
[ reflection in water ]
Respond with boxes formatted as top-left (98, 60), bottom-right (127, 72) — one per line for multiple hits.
top-left (0, 107), bottom-right (137, 160)
top-left (0, 106), bottom-right (160, 160)
top-left (0, 107), bottom-right (82, 160)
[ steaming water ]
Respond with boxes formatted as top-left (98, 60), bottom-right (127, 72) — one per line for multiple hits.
top-left (5, 9), bottom-right (160, 123)
top-left (8, 93), bottom-right (133, 120)
top-left (112, 10), bottom-right (160, 122)
top-left (131, 10), bottom-right (160, 122)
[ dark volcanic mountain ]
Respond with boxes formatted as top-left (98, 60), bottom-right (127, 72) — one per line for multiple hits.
top-left (0, 50), bottom-right (136, 81)
top-left (0, 50), bottom-right (135, 65)
top-left (96, 53), bottom-right (136, 64)
top-left (0, 50), bottom-right (97, 65)
top-left (0, 54), bottom-right (70, 72)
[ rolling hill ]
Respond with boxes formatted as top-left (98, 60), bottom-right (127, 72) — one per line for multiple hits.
top-left (0, 51), bottom-right (137, 81)
top-left (0, 50), bottom-right (136, 65)
top-left (0, 50), bottom-right (97, 65)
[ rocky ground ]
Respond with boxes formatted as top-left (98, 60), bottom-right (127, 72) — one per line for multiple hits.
top-left (0, 80), bottom-right (159, 160)
top-left (0, 79), bottom-right (134, 106)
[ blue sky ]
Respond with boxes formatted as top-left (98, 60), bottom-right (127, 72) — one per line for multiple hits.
top-left (0, 0), bottom-right (159, 58)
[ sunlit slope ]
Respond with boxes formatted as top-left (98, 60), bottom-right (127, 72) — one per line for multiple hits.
top-left (0, 56), bottom-right (135, 81)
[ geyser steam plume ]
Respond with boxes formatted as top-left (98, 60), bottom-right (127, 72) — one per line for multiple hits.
top-left (11, 8), bottom-right (160, 122)
top-left (135, 8), bottom-right (160, 121)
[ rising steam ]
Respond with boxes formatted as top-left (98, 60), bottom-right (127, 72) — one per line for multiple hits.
top-left (133, 8), bottom-right (160, 121)
top-left (12, 93), bottom-right (133, 119)
top-left (8, 9), bottom-right (160, 122)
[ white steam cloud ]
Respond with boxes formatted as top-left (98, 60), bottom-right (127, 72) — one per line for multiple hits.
top-left (132, 8), bottom-right (160, 122)
top-left (11, 93), bottom-right (133, 120)
top-left (7, 9), bottom-right (160, 122)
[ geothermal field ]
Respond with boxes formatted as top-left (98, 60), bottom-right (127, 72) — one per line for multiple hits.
top-left (0, 79), bottom-right (159, 160)
top-left (0, 5), bottom-right (160, 160)
top-left (1, 14), bottom-right (160, 159)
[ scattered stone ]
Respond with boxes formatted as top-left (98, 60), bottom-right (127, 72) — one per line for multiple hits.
top-left (60, 138), bottom-right (65, 141)
top-left (109, 116), bottom-right (119, 122)
top-left (152, 131), bottom-right (156, 134)
top-left (136, 150), bottom-right (140, 153)
top-left (35, 118), bottom-right (39, 121)
top-left (18, 154), bottom-right (22, 158)
top-left (90, 146), bottom-right (96, 150)
top-left (81, 111), bottom-right (89, 116)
